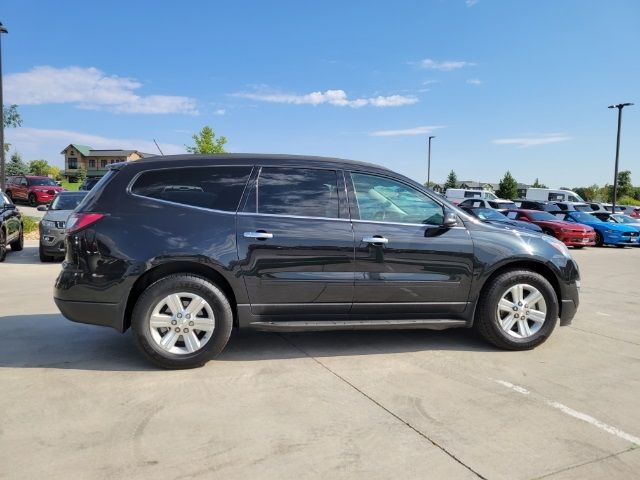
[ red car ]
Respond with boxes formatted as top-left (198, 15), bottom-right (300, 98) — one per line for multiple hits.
top-left (5, 175), bottom-right (65, 206)
top-left (505, 209), bottom-right (596, 248)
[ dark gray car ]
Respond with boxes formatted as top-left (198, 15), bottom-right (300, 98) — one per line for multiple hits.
top-left (38, 191), bottom-right (87, 261)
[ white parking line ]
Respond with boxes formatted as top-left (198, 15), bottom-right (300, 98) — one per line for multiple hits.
top-left (596, 312), bottom-right (612, 317)
top-left (495, 379), bottom-right (640, 446)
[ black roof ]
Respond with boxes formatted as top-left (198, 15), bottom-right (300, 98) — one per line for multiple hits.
top-left (130, 153), bottom-right (390, 173)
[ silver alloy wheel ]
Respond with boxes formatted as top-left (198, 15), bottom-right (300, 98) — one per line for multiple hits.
top-left (148, 292), bottom-right (215, 355)
top-left (496, 283), bottom-right (547, 339)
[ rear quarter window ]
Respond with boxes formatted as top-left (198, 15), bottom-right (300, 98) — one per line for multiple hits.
top-left (131, 166), bottom-right (252, 212)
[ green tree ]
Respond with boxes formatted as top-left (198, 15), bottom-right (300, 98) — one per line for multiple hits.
top-left (76, 167), bottom-right (87, 183)
top-left (497, 171), bottom-right (518, 199)
top-left (574, 184), bottom-right (600, 201)
top-left (47, 165), bottom-right (63, 181)
top-left (531, 178), bottom-right (547, 188)
top-left (28, 159), bottom-right (50, 176)
top-left (6, 151), bottom-right (29, 175)
top-left (443, 170), bottom-right (458, 190)
top-left (186, 125), bottom-right (227, 154)
top-left (3, 105), bottom-right (22, 152)
top-left (616, 170), bottom-right (633, 198)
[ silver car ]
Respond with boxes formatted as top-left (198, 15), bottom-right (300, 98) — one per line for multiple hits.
top-left (38, 191), bottom-right (87, 261)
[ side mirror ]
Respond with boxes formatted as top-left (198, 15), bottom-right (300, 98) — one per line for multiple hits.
top-left (443, 211), bottom-right (459, 228)
top-left (37, 205), bottom-right (49, 211)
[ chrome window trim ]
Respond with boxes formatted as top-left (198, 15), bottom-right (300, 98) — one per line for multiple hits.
top-left (237, 211), bottom-right (351, 223)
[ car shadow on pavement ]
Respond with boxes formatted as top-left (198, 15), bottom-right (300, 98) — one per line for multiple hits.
top-left (4, 245), bottom-right (63, 265)
top-left (0, 313), bottom-right (497, 371)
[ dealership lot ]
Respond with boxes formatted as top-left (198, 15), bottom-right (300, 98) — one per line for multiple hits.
top-left (1, 242), bottom-right (639, 479)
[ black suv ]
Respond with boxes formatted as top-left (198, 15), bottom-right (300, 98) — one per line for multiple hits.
top-left (54, 154), bottom-right (580, 368)
top-left (518, 200), bottom-right (562, 213)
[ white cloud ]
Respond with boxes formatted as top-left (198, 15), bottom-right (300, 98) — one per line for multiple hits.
top-left (416, 59), bottom-right (475, 71)
top-left (467, 78), bottom-right (483, 85)
top-left (370, 125), bottom-right (444, 137)
top-left (492, 133), bottom-right (573, 148)
top-left (5, 127), bottom-right (185, 165)
top-left (5, 66), bottom-right (198, 115)
top-left (466, 0), bottom-right (479, 7)
top-left (231, 89), bottom-right (418, 108)
top-left (213, 108), bottom-right (226, 116)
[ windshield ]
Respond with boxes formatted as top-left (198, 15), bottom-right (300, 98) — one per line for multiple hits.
top-left (29, 178), bottom-right (57, 186)
top-left (574, 204), bottom-right (593, 212)
top-left (528, 211), bottom-right (558, 221)
top-left (570, 212), bottom-right (600, 223)
top-left (50, 193), bottom-right (88, 210)
top-left (483, 192), bottom-right (498, 200)
top-left (473, 208), bottom-right (506, 221)
top-left (613, 215), bottom-right (640, 224)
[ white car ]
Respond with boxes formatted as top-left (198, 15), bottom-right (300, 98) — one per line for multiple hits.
top-left (445, 188), bottom-right (498, 204)
top-left (458, 198), bottom-right (518, 210)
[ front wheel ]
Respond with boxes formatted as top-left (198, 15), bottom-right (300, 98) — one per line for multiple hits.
top-left (132, 274), bottom-right (233, 369)
top-left (595, 231), bottom-right (604, 247)
top-left (475, 269), bottom-right (559, 350)
top-left (28, 193), bottom-right (38, 207)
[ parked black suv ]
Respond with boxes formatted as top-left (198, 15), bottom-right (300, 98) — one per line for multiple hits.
top-left (54, 154), bottom-right (580, 368)
top-left (517, 200), bottom-right (562, 212)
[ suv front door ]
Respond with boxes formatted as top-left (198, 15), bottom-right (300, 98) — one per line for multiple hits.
top-left (236, 166), bottom-right (354, 316)
top-left (347, 172), bottom-right (474, 317)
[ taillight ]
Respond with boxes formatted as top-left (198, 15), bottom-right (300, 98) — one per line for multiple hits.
top-left (66, 213), bottom-right (105, 234)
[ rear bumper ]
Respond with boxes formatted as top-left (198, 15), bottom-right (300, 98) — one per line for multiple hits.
top-left (54, 297), bottom-right (123, 332)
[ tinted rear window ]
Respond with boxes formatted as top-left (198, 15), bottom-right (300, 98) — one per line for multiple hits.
top-left (132, 166), bottom-right (251, 212)
top-left (244, 167), bottom-right (340, 218)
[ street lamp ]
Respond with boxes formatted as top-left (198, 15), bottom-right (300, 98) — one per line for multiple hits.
top-left (427, 135), bottom-right (436, 188)
top-left (0, 22), bottom-right (7, 192)
top-left (608, 102), bottom-right (633, 213)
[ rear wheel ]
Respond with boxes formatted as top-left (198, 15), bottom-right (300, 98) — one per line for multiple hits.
top-left (131, 274), bottom-right (233, 369)
top-left (5, 190), bottom-right (13, 201)
top-left (9, 227), bottom-right (24, 251)
top-left (28, 193), bottom-right (38, 207)
top-left (475, 269), bottom-right (558, 350)
top-left (595, 231), bottom-right (604, 247)
top-left (0, 230), bottom-right (6, 262)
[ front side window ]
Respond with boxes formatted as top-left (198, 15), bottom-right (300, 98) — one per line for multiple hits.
top-left (244, 167), bottom-right (340, 219)
top-left (351, 173), bottom-right (443, 225)
top-left (132, 166), bottom-right (251, 211)
top-left (29, 178), bottom-right (57, 186)
top-left (548, 193), bottom-right (565, 201)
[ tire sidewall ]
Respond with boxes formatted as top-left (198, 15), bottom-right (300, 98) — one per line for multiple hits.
top-left (481, 271), bottom-right (559, 349)
top-left (132, 275), bottom-right (233, 368)
top-left (28, 194), bottom-right (37, 207)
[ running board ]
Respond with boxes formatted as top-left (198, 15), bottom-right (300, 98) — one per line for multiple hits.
top-left (248, 319), bottom-right (467, 332)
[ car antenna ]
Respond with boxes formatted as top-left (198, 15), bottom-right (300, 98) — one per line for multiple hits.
top-left (153, 139), bottom-right (165, 156)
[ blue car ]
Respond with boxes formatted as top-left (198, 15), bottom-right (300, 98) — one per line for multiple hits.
top-left (462, 207), bottom-right (543, 233)
top-left (555, 211), bottom-right (639, 247)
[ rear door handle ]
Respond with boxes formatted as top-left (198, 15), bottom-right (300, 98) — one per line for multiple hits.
top-left (243, 231), bottom-right (273, 240)
top-left (362, 236), bottom-right (388, 245)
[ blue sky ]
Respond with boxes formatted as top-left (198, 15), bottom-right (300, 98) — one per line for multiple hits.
top-left (3, 0), bottom-right (639, 187)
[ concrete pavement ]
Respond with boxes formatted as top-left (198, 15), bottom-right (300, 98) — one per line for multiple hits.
top-left (1, 242), bottom-right (639, 479)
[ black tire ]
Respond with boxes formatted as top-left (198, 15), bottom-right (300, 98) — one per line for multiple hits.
top-left (28, 193), bottom-right (38, 207)
top-left (0, 229), bottom-right (6, 263)
top-left (615, 245), bottom-right (626, 249)
top-left (131, 274), bottom-right (233, 369)
top-left (475, 269), bottom-right (559, 350)
top-left (542, 228), bottom-right (555, 237)
top-left (5, 190), bottom-right (13, 201)
top-left (9, 226), bottom-right (24, 251)
top-left (39, 244), bottom-right (53, 262)
top-left (595, 231), bottom-right (604, 247)
top-left (573, 246), bottom-right (584, 249)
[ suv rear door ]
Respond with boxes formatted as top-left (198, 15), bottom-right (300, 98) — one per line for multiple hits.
top-left (346, 171), bottom-right (474, 316)
top-left (236, 166), bottom-right (354, 316)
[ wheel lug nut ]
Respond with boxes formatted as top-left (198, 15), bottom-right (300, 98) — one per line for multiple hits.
top-left (171, 320), bottom-right (177, 325)
top-left (525, 304), bottom-right (529, 308)
top-left (177, 313), bottom-right (182, 318)
top-left (175, 327), bottom-right (180, 332)
top-left (518, 302), bottom-right (522, 306)
top-left (186, 314), bottom-right (191, 319)
top-left (189, 321), bottom-right (194, 326)
top-left (514, 313), bottom-right (519, 318)
top-left (513, 306), bottom-right (518, 312)
top-left (184, 328), bottom-right (189, 333)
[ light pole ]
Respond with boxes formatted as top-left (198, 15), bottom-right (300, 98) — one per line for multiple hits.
top-left (0, 22), bottom-right (7, 192)
top-left (608, 103), bottom-right (633, 213)
top-left (427, 135), bottom-right (435, 188)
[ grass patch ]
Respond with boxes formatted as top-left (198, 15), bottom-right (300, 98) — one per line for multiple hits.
top-left (22, 216), bottom-right (40, 235)
top-left (60, 180), bottom-right (80, 191)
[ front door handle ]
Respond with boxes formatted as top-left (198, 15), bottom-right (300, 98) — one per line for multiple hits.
top-left (244, 231), bottom-right (273, 240)
top-left (362, 236), bottom-right (388, 245)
